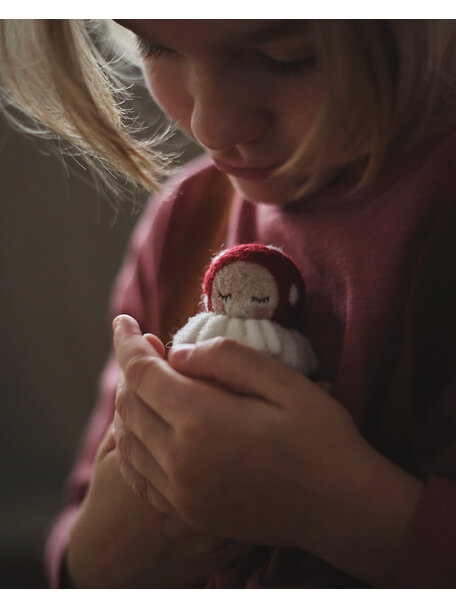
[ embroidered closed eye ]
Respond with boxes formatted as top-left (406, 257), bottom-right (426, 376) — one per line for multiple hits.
top-left (218, 292), bottom-right (232, 302)
top-left (251, 296), bottom-right (270, 304)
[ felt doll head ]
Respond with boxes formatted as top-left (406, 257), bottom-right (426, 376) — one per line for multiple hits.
top-left (203, 244), bottom-right (305, 328)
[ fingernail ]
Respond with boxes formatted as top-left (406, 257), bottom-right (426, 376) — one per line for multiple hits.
top-left (113, 314), bottom-right (135, 333)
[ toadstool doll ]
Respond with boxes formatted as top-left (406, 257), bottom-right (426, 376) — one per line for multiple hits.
top-left (172, 243), bottom-right (319, 375)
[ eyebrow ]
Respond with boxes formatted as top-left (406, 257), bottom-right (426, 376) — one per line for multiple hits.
top-left (115, 19), bottom-right (309, 48)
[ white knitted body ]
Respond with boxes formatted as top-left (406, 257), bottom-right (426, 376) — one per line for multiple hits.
top-left (173, 312), bottom-right (319, 375)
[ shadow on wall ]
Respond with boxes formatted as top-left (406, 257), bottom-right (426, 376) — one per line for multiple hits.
top-left (0, 108), bottom-right (201, 587)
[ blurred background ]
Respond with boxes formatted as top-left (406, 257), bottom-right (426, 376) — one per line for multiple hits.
top-left (0, 45), bottom-right (201, 586)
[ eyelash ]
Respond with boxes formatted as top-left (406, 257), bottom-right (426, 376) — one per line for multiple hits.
top-left (262, 54), bottom-right (317, 76)
top-left (136, 39), bottom-right (174, 60)
top-left (251, 296), bottom-right (270, 304)
top-left (218, 292), bottom-right (232, 302)
top-left (136, 38), bottom-right (316, 76)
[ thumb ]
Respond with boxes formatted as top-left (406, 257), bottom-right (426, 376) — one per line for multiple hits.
top-left (168, 337), bottom-right (308, 407)
top-left (113, 314), bottom-right (164, 362)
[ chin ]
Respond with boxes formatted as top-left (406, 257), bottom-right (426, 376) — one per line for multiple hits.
top-left (228, 175), bottom-right (305, 207)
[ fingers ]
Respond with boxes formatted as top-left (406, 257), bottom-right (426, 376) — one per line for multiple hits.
top-left (144, 333), bottom-right (166, 358)
top-left (115, 377), bottom-right (172, 468)
top-left (116, 453), bottom-right (176, 517)
top-left (113, 315), bottom-right (163, 364)
top-left (114, 314), bottom-right (231, 424)
top-left (114, 405), bottom-right (175, 514)
top-left (113, 315), bottom-right (177, 422)
top-left (168, 337), bottom-right (310, 407)
top-left (114, 412), bottom-right (168, 491)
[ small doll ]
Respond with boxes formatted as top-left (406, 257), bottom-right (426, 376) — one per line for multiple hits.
top-left (172, 244), bottom-right (319, 375)
top-left (173, 243), bottom-right (318, 375)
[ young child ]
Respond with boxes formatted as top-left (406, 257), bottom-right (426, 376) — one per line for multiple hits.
top-left (1, 19), bottom-right (456, 588)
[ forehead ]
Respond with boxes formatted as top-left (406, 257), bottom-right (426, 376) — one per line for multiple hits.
top-left (213, 260), bottom-right (275, 284)
top-left (116, 19), bottom-right (310, 49)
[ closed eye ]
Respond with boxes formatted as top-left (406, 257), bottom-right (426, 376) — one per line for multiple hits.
top-left (135, 37), bottom-right (175, 60)
top-left (257, 51), bottom-right (317, 75)
top-left (251, 296), bottom-right (270, 304)
top-left (218, 292), bottom-right (232, 302)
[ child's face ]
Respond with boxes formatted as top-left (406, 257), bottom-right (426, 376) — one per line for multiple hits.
top-left (118, 20), bottom-right (325, 206)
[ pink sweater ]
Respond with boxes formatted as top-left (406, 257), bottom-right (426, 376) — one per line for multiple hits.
top-left (45, 128), bottom-right (456, 588)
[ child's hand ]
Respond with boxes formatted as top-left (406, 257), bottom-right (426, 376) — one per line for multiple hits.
top-left (113, 314), bottom-right (358, 546)
top-left (67, 331), bottom-right (251, 588)
top-left (113, 313), bottom-right (423, 586)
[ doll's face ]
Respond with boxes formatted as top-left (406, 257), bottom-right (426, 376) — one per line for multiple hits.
top-left (211, 261), bottom-right (279, 319)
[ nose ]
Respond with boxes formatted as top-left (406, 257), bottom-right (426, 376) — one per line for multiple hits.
top-left (188, 62), bottom-right (272, 151)
top-left (223, 297), bottom-right (252, 319)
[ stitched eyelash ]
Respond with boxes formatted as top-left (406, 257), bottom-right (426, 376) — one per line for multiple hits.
top-left (251, 296), bottom-right (270, 304)
top-left (218, 292), bottom-right (232, 302)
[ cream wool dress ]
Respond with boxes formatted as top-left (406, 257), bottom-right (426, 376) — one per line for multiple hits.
top-left (173, 311), bottom-right (319, 375)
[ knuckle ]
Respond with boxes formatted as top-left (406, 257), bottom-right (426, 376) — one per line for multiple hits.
top-left (114, 383), bottom-right (130, 420)
top-left (115, 425), bottom-right (135, 462)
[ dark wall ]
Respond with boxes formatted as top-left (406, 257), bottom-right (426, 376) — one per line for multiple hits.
top-left (0, 107), bottom-right (200, 587)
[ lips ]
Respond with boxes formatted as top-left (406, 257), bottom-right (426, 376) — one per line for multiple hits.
top-left (212, 158), bottom-right (282, 181)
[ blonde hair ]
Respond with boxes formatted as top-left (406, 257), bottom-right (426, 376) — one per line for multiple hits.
top-left (288, 20), bottom-right (456, 194)
top-left (1, 19), bottom-right (456, 196)
top-left (0, 19), bottom-right (172, 195)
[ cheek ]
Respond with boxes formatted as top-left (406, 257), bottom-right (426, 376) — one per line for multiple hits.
top-left (212, 299), bottom-right (225, 315)
top-left (273, 75), bottom-right (324, 147)
top-left (278, 74), bottom-right (323, 121)
top-left (142, 64), bottom-right (193, 132)
top-left (253, 307), bottom-right (272, 320)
